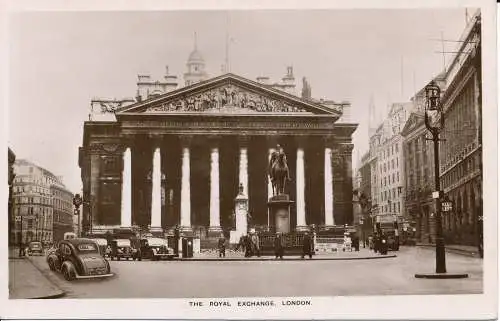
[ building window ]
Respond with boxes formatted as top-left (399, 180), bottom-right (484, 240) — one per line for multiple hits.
top-left (397, 172), bottom-right (399, 182)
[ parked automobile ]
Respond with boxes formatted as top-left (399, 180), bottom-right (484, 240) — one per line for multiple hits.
top-left (92, 238), bottom-right (108, 257)
top-left (46, 238), bottom-right (113, 281)
top-left (110, 239), bottom-right (136, 261)
top-left (28, 241), bottom-right (44, 256)
top-left (136, 237), bottom-right (174, 261)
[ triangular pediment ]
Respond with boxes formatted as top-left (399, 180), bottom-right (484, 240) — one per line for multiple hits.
top-left (117, 73), bottom-right (341, 116)
top-left (401, 112), bottom-right (424, 136)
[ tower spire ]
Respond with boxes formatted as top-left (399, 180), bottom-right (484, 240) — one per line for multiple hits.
top-left (194, 31), bottom-right (198, 50)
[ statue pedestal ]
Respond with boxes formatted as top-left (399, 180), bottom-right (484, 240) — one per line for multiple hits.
top-left (268, 194), bottom-right (294, 233)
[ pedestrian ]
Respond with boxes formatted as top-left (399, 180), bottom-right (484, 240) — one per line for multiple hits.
top-left (250, 229), bottom-right (260, 257)
top-left (218, 233), bottom-right (226, 258)
top-left (301, 232), bottom-right (313, 259)
top-left (274, 232), bottom-right (285, 259)
top-left (18, 241), bottom-right (25, 257)
top-left (173, 225), bottom-right (180, 256)
top-left (244, 234), bottom-right (253, 257)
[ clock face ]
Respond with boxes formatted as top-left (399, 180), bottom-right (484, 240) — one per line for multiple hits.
top-left (238, 203), bottom-right (245, 210)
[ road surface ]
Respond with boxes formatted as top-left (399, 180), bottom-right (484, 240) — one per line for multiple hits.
top-left (27, 246), bottom-right (482, 298)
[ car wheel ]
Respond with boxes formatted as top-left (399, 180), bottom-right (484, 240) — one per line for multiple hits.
top-left (117, 257), bottom-right (120, 261)
top-left (138, 258), bottom-right (142, 261)
top-left (127, 257), bottom-right (130, 261)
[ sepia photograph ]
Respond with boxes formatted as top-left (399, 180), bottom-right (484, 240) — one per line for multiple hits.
top-left (2, 0), bottom-right (497, 319)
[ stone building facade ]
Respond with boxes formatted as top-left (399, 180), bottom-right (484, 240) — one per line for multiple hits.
top-left (8, 148), bottom-right (16, 246)
top-left (368, 102), bottom-right (415, 226)
top-left (79, 46), bottom-right (357, 240)
top-left (439, 12), bottom-right (482, 246)
top-left (401, 112), bottom-right (436, 243)
top-left (51, 182), bottom-right (74, 241)
top-left (11, 160), bottom-right (73, 244)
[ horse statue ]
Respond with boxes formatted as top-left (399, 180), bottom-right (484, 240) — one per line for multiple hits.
top-left (268, 144), bottom-right (291, 196)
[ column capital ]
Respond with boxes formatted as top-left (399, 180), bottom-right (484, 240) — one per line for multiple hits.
top-left (206, 135), bottom-right (221, 148)
top-left (265, 136), bottom-right (281, 148)
top-left (89, 142), bottom-right (128, 155)
top-left (294, 135), bottom-right (308, 147)
top-left (179, 135), bottom-right (194, 146)
top-left (323, 136), bottom-right (335, 146)
top-left (237, 135), bottom-right (250, 147)
top-left (339, 143), bottom-right (354, 155)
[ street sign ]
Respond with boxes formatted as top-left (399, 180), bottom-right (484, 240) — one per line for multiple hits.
top-left (432, 191), bottom-right (440, 199)
top-left (442, 201), bottom-right (453, 212)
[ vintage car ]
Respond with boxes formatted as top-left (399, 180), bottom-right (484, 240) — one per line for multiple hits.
top-left (135, 237), bottom-right (174, 261)
top-left (110, 239), bottom-right (136, 261)
top-left (28, 241), bottom-right (44, 256)
top-left (91, 238), bottom-right (108, 257)
top-left (46, 238), bottom-right (113, 281)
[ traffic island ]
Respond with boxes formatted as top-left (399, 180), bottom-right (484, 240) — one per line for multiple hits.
top-left (9, 257), bottom-right (66, 299)
top-left (415, 273), bottom-right (469, 279)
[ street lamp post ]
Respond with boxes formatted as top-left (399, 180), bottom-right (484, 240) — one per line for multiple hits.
top-left (73, 194), bottom-right (83, 237)
top-left (424, 80), bottom-right (446, 274)
top-left (415, 80), bottom-right (467, 279)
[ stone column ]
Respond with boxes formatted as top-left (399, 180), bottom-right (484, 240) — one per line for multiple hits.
top-left (208, 146), bottom-right (221, 232)
top-left (296, 146), bottom-right (308, 231)
top-left (150, 147), bottom-right (162, 228)
top-left (324, 146), bottom-right (335, 226)
top-left (239, 140), bottom-right (249, 199)
top-left (121, 147), bottom-right (132, 227)
top-left (88, 145), bottom-right (101, 234)
top-left (180, 138), bottom-right (192, 232)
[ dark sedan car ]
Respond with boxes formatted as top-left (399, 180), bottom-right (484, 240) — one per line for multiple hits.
top-left (28, 241), bottom-right (44, 256)
top-left (46, 238), bottom-right (113, 281)
top-left (135, 237), bottom-right (174, 261)
top-left (110, 239), bottom-right (136, 261)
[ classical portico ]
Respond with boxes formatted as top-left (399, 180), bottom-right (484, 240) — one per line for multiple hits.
top-left (79, 73), bottom-right (356, 237)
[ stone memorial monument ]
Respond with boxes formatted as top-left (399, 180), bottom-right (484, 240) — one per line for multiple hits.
top-left (268, 144), bottom-right (294, 233)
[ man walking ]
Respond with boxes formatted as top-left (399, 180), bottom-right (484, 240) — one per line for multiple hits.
top-left (274, 232), bottom-right (285, 259)
top-left (250, 229), bottom-right (260, 257)
top-left (218, 233), bottom-right (226, 258)
top-left (301, 232), bottom-right (313, 259)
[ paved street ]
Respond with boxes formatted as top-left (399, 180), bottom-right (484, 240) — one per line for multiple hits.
top-left (25, 246), bottom-right (482, 298)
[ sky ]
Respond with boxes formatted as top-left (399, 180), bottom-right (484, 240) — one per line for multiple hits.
top-left (8, 9), bottom-right (469, 194)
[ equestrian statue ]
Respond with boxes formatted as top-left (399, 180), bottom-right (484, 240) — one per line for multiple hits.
top-left (268, 144), bottom-right (292, 196)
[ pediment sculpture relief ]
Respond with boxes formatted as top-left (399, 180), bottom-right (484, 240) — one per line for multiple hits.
top-left (145, 84), bottom-right (309, 113)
